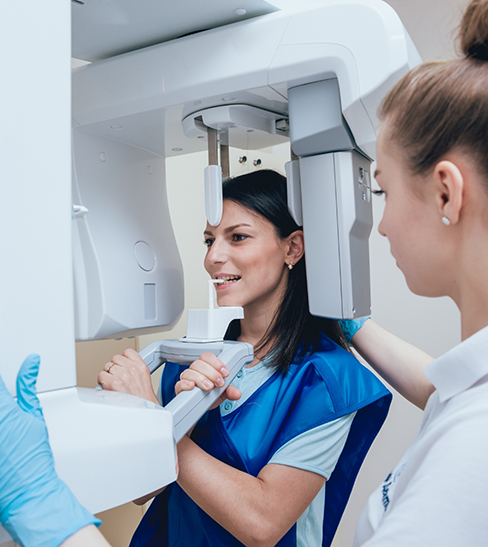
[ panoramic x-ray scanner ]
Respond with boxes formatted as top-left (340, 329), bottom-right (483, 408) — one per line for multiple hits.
top-left (0, 0), bottom-right (420, 538)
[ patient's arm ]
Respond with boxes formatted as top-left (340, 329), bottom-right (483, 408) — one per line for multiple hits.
top-left (61, 525), bottom-right (111, 546)
top-left (351, 319), bottom-right (435, 409)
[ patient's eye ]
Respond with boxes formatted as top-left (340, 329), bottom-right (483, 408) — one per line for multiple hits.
top-left (372, 189), bottom-right (385, 197)
top-left (232, 233), bottom-right (248, 242)
top-left (204, 238), bottom-right (214, 248)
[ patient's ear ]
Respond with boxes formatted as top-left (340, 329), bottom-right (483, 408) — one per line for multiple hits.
top-left (285, 230), bottom-right (305, 264)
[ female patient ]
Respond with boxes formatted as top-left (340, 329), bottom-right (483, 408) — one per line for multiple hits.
top-left (99, 169), bottom-right (391, 547)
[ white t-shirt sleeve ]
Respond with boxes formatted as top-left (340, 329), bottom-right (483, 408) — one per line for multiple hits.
top-left (268, 412), bottom-right (357, 479)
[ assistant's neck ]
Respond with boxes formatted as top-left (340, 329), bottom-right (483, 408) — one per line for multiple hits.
top-left (451, 231), bottom-right (488, 341)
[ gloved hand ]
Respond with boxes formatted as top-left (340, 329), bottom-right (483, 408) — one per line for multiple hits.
top-left (0, 354), bottom-right (100, 547)
top-left (338, 317), bottom-right (370, 344)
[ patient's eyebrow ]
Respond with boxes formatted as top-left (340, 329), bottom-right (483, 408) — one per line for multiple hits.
top-left (373, 168), bottom-right (381, 179)
top-left (224, 223), bottom-right (252, 233)
top-left (204, 223), bottom-right (252, 237)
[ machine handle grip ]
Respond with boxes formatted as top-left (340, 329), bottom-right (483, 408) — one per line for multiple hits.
top-left (139, 340), bottom-right (253, 443)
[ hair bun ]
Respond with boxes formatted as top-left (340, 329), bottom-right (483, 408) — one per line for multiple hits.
top-left (459, 0), bottom-right (488, 60)
top-left (467, 41), bottom-right (488, 60)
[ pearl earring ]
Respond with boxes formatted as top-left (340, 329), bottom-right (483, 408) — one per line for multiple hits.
top-left (442, 216), bottom-right (451, 226)
top-left (287, 263), bottom-right (294, 271)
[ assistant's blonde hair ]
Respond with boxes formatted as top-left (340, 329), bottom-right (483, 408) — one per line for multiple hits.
top-left (379, 0), bottom-right (488, 181)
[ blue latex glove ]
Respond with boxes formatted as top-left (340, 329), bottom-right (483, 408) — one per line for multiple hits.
top-left (338, 317), bottom-right (370, 344)
top-left (0, 354), bottom-right (100, 547)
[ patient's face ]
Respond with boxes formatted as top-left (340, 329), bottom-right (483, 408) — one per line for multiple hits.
top-left (203, 200), bottom-right (289, 315)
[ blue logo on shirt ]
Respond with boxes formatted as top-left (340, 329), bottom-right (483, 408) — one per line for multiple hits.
top-left (382, 473), bottom-right (392, 511)
top-left (381, 465), bottom-right (406, 512)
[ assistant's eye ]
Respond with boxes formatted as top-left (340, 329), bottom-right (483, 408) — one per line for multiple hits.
top-left (372, 189), bottom-right (385, 197)
top-left (232, 233), bottom-right (248, 242)
top-left (204, 238), bottom-right (214, 248)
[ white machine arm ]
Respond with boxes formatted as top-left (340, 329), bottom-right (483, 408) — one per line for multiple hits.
top-left (71, 0), bottom-right (420, 327)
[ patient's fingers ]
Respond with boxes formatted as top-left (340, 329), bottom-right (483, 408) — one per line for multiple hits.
top-left (199, 352), bottom-right (229, 377)
top-left (184, 358), bottom-right (226, 389)
top-left (173, 352), bottom-right (243, 410)
top-left (225, 385), bottom-right (242, 401)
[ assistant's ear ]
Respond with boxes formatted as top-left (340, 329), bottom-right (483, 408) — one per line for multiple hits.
top-left (433, 160), bottom-right (464, 225)
top-left (285, 230), bottom-right (305, 265)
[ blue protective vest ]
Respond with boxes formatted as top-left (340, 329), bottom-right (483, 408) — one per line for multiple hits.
top-left (130, 335), bottom-right (391, 547)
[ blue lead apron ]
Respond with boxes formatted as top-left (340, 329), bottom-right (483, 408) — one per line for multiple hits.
top-left (130, 335), bottom-right (391, 547)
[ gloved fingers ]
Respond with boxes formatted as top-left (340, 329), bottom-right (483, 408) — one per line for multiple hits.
top-left (338, 317), bottom-right (371, 344)
top-left (16, 354), bottom-right (43, 420)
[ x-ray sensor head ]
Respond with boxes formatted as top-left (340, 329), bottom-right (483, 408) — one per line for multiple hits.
top-left (204, 165), bottom-right (223, 226)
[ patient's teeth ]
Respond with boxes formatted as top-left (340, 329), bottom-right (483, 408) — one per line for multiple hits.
top-left (215, 275), bottom-right (240, 284)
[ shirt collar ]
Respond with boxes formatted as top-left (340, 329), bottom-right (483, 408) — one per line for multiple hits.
top-left (424, 325), bottom-right (488, 403)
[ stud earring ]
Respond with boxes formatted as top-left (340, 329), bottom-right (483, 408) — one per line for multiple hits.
top-left (442, 216), bottom-right (451, 226)
top-left (287, 263), bottom-right (294, 271)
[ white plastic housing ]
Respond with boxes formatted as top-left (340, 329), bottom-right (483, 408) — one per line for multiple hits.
top-left (71, 0), bottom-right (421, 160)
top-left (72, 130), bottom-right (184, 340)
top-left (185, 307), bottom-right (244, 342)
top-left (300, 151), bottom-right (373, 318)
top-left (289, 78), bottom-right (355, 156)
top-left (0, 0), bottom-right (75, 398)
top-left (41, 388), bottom-right (177, 514)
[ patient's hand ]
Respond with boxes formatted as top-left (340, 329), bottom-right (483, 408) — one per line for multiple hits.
top-left (174, 352), bottom-right (242, 410)
top-left (98, 348), bottom-right (159, 405)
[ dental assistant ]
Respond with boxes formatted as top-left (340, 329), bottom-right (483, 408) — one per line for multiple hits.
top-left (350, 0), bottom-right (488, 543)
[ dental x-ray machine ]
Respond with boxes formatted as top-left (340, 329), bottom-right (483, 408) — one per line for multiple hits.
top-left (0, 0), bottom-right (420, 535)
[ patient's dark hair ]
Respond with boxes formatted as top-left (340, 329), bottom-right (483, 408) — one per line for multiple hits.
top-left (223, 169), bottom-right (349, 373)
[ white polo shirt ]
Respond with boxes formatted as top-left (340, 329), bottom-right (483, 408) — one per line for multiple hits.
top-left (353, 325), bottom-right (488, 546)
